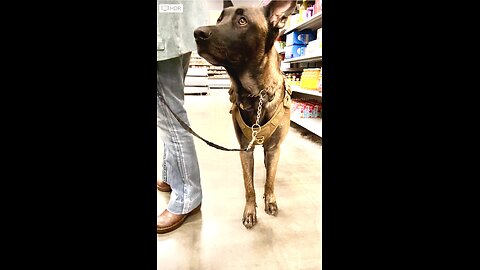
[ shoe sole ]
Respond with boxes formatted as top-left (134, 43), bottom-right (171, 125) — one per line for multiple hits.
top-left (157, 187), bottom-right (172, 192)
top-left (157, 184), bottom-right (172, 192)
top-left (156, 204), bottom-right (201, 234)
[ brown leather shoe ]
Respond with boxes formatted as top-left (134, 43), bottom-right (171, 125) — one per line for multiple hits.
top-left (157, 204), bottom-right (202, 234)
top-left (157, 181), bottom-right (172, 192)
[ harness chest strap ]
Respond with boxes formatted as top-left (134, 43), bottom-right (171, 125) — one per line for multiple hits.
top-left (230, 84), bottom-right (292, 145)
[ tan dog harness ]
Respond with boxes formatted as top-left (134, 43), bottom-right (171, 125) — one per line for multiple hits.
top-left (230, 83), bottom-right (292, 145)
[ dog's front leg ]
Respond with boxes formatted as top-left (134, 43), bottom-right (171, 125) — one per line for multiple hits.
top-left (264, 146), bottom-right (280, 216)
top-left (240, 150), bottom-right (257, 229)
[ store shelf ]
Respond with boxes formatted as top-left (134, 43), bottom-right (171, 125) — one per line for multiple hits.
top-left (291, 116), bottom-right (322, 137)
top-left (280, 11), bottom-right (322, 138)
top-left (208, 78), bottom-right (231, 89)
top-left (283, 53), bottom-right (322, 63)
top-left (291, 85), bottom-right (322, 97)
top-left (281, 67), bottom-right (304, 72)
top-left (184, 86), bottom-right (209, 95)
top-left (187, 67), bottom-right (208, 77)
top-left (208, 72), bottom-right (227, 75)
top-left (284, 12), bottom-right (322, 35)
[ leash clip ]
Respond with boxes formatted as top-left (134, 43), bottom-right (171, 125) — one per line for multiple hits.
top-left (251, 123), bottom-right (261, 132)
top-left (259, 89), bottom-right (267, 100)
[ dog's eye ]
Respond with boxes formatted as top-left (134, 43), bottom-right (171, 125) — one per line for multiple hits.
top-left (238, 17), bottom-right (248, 26)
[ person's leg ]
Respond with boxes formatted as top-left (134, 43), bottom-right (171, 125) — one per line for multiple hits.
top-left (157, 53), bottom-right (202, 215)
top-left (162, 144), bottom-right (167, 182)
top-left (158, 52), bottom-right (190, 189)
top-left (156, 143), bottom-right (172, 192)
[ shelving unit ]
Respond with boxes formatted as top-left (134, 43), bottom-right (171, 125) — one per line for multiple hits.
top-left (208, 65), bottom-right (230, 89)
top-left (281, 67), bottom-right (304, 72)
top-left (186, 52), bottom-right (210, 95)
top-left (291, 85), bottom-right (322, 97)
top-left (290, 116), bottom-right (322, 137)
top-left (187, 51), bottom-right (231, 93)
top-left (283, 54), bottom-right (322, 64)
top-left (280, 4), bottom-right (322, 137)
top-left (208, 66), bottom-right (229, 78)
top-left (284, 12), bottom-right (322, 34)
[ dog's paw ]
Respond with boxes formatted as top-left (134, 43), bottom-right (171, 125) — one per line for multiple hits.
top-left (264, 194), bottom-right (278, 216)
top-left (243, 205), bottom-right (257, 229)
top-left (242, 214), bottom-right (257, 229)
top-left (265, 201), bottom-right (278, 216)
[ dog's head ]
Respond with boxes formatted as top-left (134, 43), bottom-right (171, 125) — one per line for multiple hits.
top-left (194, 0), bottom-right (297, 69)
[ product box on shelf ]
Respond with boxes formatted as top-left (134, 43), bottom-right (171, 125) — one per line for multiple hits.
top-left (285, 44), bottom-right (306, 59)
top-left (287, 0), bottom-right (318, 29)
top-left (305, 101), bottom-right (321, 118)
top-left (286, 72), bottom-right (302, 86)
top-left (317, 28), bottom-right (322, 48)
top-left (286, 30), bottom-right (316, 46)
top-left (305, 39), bottom-right (322, 56)
top-left (299, 62), bottom-right (310, 68)
top-left (291, 102), bottom-right (301, 118)
top-left (307, 7), bottom-right (314, 18)
top-left (280, 61), bottom-right (290, 70)
top-left (287, 14), bottom-right (301, 29)
top-left (314, 0), bottom-right (322, 15)
top-left (291, 99), bottom-right (322, 119)
top-left (300, 68), bottom-right (322, 90)
top-left (318, 68), bottom-right (322, 91)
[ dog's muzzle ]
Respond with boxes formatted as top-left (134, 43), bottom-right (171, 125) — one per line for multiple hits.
top-left (194, 27), bottom-right (212, 41)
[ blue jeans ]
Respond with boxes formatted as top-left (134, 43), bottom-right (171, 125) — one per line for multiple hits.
top-left (157, 52), bottom-right (202, 215)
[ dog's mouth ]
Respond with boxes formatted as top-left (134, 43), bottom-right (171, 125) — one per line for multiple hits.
top-left (196, 46), bottom-right (224, 66)
top-left (195, 40), bottom-right (241, 67)
top-left (197, 42), bottom-right (228, 66)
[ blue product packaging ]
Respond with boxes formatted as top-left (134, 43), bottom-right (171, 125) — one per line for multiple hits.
top-left (286, 30), bottom-right (316, 46)
top-left (285, 44), bottom-right (306, 59)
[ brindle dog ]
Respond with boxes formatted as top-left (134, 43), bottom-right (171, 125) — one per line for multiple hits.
top-left (194, 0), bottom-right (297, 229)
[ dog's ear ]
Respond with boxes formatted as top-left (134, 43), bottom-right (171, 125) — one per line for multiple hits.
top-left (264, 0), bottom-right (297, 29)
top-left (263, 0), bottom-right (297, 53)
top-left (224, 0), bottom-right (234, 8)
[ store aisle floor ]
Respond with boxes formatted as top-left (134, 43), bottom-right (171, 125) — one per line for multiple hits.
top-left (157, 89), bottom-right (322, 270)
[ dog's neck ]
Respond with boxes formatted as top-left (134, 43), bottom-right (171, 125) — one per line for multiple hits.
top-left (226, 49), bottom-right (285, 126)
top-left (227, 49), bottom-right (284, 100)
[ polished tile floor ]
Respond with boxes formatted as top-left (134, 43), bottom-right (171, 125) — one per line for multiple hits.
top-left (157, 89), bottom-right (322, 270)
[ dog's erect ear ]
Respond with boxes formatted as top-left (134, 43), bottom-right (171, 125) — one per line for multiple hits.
top-left (264, 0), bottom-right (297, 29)
top-left (224, 0), bottom-right (234, 8)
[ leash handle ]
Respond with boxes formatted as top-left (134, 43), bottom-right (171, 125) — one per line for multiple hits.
top-left (159, 95), bottom-right (248, 152)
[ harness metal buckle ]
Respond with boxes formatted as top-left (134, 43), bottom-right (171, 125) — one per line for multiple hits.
top-left (251, 123), bottom-right (261, 132)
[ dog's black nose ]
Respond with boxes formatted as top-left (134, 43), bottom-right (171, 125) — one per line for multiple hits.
top-left (194, 27), bottom-right (212, 40)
